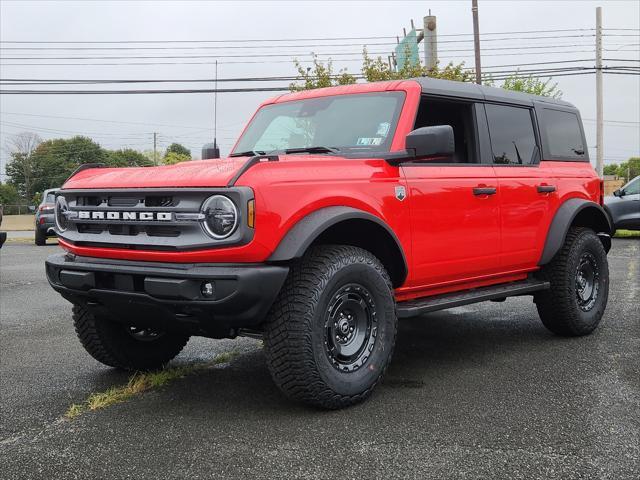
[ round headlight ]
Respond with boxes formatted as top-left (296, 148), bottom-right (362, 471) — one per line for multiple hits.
top-left (55, 195), bottom-right (69, 232)
top-left (201, 195), bottom-right (238, 239)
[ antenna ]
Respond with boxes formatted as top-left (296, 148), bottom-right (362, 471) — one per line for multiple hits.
top-left (202, 60), bottom-right (221, 159)
top-left (214, 60), bottom-right (218, 152)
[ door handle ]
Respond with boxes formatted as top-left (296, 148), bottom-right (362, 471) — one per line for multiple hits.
top-left (473, 187), bottom-right (497, 196)
top-left (537, 185), bottom-right (556, 193)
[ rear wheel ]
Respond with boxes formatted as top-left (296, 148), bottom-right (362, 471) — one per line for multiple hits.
top-left (35, 227), bottom-right (46, 246)
top-left (73, 305), bottom-right (189, 370)
top-left (263, 245), bottom-right (397, 409)
top-left (536, 227), bottom-right (609, 336)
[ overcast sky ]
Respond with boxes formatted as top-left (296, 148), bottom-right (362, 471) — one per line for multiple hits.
top-left (1, 0), bottom-right (638, 178)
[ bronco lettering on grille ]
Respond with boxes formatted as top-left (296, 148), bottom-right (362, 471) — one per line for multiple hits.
top-left (76, 211), bottom-right (173, 221)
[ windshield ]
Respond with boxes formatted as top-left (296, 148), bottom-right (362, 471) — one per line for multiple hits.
top-left (233, 92), bottom-right (405, 155)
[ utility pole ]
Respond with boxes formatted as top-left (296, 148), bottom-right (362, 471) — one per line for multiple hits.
top-left (596, 6), bottom-right (604, 178)
top-left (472, 0), bottom-right (482, 84)
top-left (202, 60), bottom-right (221, 159)
top-left (424, 10), bottom-right (438, 70)
top-left (153, 132), bottom-right (157, 165)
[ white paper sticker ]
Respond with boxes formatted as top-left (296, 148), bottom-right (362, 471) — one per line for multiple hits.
top-left (377, 122), bottom-right (390, 136)
top-left (356, 137), bottom-right (383, 146)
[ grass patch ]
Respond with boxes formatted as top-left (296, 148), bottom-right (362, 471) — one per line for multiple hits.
top-left (614, 229), bottom-right (640, 238)
top-left (65, 350), bottom-right (239, 419)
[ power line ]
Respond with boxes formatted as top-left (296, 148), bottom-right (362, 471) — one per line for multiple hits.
top-left (6, 34), bottom-right (631, 51)
top-left (0, 59), bottom-right (610, 84)
top-left (2, 67), bottom-right (639, 95)
top-left (8, 65), bottom-right (634, 86)
top-left (3, 44), bottom-right (623, 60)
top-left (0, 86), bottom-right (292, 94)
top-left (0, 111), bottom-right (241, 130)
top-left (2, 50), bottom-right (623, 66)
top-left (0, 29), bottom-right (605, 44)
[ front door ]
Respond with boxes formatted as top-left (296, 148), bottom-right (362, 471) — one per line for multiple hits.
top-left (403, 165), bottom-right (501, 288)
top-left (401, 97), bottom-right (501, 292)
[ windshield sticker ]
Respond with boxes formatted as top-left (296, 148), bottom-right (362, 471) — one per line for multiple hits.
top-left (377, 122), bottom-right (390, 137)
top-left (357, 137), bottom-right (382, 146)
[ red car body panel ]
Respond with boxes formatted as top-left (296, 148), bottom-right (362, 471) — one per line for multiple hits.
top-left (57, 80), bottom-right (602, 302)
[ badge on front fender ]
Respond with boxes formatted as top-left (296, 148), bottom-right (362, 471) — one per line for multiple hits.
top-left (395, 186), bottom-right (406, 201)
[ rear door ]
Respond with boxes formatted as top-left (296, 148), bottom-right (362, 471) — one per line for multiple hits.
top-left (483, 103), bottom-right (557, 271)
top-left (402, 97), bottom-right (501, 289)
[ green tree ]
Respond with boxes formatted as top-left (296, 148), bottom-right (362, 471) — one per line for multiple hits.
top-left (289, 54), bottom-right (357, 91)
top-left (290, 51), bottom-right (564, 98)
top-left (32, 191), bottom-right (43, 206)
top-left (107, 148), bottom-right (154, 167)
top-left (7, 136), bottom-right (107, 196)
top-left (290, 50), bottom-right (473, 91)
top-left (4, 132), bottom-right (42, 200)
top-left (362, 48), bottom-right (474, 83)
top-left (163, 151), bottom-right (191, 165)
top-left (0, 182), bottom-right (19, 205)
top-left (499, 70), bottom-right (562, 98)
top-left (616, 157), bottom-right (640, 182)
top-left (164, 143), bottom-right (191, 159)
top-left (603, 164), bottom-right (619, 176)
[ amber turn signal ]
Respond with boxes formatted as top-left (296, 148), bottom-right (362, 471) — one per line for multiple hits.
top-left (247, 199), bottom-right (255, 228)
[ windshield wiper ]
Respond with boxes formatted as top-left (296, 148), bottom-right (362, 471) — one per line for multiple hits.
top-left (284, 146), bottom-right (340, 154)
top-left (229, 150), bottom-right (266, 157)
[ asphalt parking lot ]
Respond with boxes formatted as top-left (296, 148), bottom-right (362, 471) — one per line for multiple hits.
top-left (1, 240), bottom-right (638, 479)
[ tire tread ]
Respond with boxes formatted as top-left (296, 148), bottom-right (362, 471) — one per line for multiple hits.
top-left (264, 245), bottom-right (396, 409)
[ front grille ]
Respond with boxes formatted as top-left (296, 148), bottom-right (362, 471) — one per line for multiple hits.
top-left (57, 188), bottom-right (254, 251)
top-left (107, 196), bottom-right (140, 207)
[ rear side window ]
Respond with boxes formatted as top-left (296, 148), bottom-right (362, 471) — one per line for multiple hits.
top-left (543, 109), bottom-right (585, 159)
top-left (485, 104), bottom-right (538, 165)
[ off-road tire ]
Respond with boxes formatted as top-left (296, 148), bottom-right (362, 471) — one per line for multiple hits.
top-left (263, 245), bottom-right (397, 409)
top-left (72, 305), bottom-right (189, 370)
top-left (35, 227), bottom-right (46, 246)
top-left (536, 227), bottom-right (609, 336)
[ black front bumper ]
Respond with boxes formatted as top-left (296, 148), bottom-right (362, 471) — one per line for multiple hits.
top-left (46, 253), bottom-right (289, 337)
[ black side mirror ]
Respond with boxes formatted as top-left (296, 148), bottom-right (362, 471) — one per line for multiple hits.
top-left (613, 189), bottom-right (624, 197)
top-left (406, 125), bottom-right (455, 160)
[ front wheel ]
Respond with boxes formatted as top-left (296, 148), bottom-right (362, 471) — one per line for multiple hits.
top-left (73, 305), bottom-right (189, 370)
top-left (264, 245), bottom-right (397, 409)
top-left (535, 227), bottom-right (609, 336)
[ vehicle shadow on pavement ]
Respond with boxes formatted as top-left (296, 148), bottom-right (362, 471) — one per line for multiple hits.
top-left (88, 302), bottom-right (568, 417)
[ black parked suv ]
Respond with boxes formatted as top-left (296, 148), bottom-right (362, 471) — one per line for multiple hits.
top-left (35, 188), bottom-right (59, 245)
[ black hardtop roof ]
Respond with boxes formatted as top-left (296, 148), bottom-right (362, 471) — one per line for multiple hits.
top-left (413, 76), bottom-right (575, 109)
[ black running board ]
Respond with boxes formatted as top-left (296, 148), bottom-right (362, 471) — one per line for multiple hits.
top-left (397, 279), bottom-right (550, 319)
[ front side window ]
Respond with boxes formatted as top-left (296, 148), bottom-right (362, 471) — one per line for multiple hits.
top-left (543, 109), bottom-right (585, 159)
top-left (233, 92), bottom-right (405, 155)
top-left (485, 104), bottom-right (538, 165)
top-left (623, 177), bottom-right (640, 196)
top-left (413, 97), bottom-right (477, 163)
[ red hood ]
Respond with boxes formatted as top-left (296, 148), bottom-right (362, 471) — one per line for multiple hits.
top-left (63, 157), bottom-right (253, 189)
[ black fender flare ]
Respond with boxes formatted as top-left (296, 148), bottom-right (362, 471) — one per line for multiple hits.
top-left (268, 206), bottom-right (408, 285)
top-left (539, 198), bottom-right (612, 265)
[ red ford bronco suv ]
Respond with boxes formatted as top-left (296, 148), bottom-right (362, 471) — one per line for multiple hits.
top-left (46, 78), bottom-right (611, 409)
